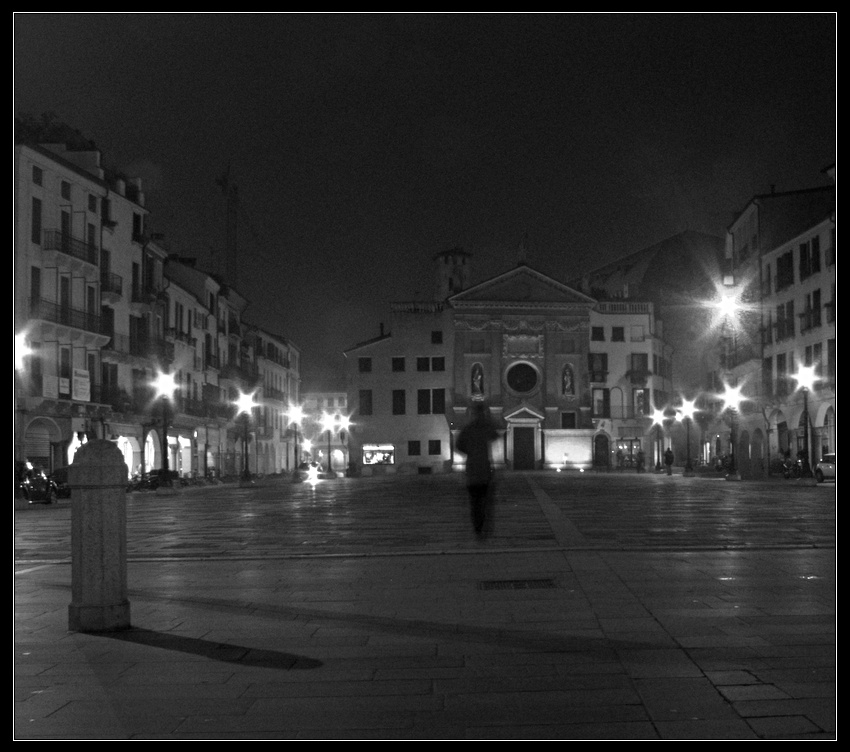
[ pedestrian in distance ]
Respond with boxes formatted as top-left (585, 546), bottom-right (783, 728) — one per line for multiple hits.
top-left (456, 402), bottom-right (499, 538)
top-left (616, 448), bottom-right (625, 472)
top-left (636, 448), bottom-right (645, 473)
top-left (664, 447), bottom-right (674, 475)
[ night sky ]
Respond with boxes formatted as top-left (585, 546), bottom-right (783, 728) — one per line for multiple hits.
top-left (14, 13), bottom-right (836, 385)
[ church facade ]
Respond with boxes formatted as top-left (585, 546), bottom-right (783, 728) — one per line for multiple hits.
top-left (344, 249), bottom-right (674, 475)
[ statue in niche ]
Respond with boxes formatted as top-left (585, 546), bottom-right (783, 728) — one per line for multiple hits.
top-left (471, 363), bottom-right (484, 397)
top-left (562, 364), bottom-right (575, 396)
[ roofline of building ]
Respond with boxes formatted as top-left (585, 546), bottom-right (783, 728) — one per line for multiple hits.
top-left (728, 183), bottom-right (835, 229)
top-left (343, 332), bottom-right (392, 355)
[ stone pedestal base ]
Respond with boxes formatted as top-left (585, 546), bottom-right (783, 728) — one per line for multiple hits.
top-left (69, 600), bottom-right (131, 632)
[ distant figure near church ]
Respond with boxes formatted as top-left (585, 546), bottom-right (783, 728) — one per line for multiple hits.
top-left (456, 402), bottom-right (499, 537)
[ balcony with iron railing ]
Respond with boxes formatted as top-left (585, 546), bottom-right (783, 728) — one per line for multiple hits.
top-left (774, 318), bottom-right (795, 343)
top-left (165, 327), bottom-right (198, 348)
top-left (625, 369), bottom-right (653, 386)
top-left (130, 283), bottom-right (164, 306)
top-left (100, 271), bottom-right (123, 301)
top-left (220, 360), bottom-right (260, 385)
top-left (798, 308), bottom-right (823, 333)
top-left (263, 385), bottom-right (288, 403)
top-left (29, 297), bottom-right (100, 335)
top-left (128, 336), bottom-right (174, 364)
top-left (41, 229), bottom-right (98, 266)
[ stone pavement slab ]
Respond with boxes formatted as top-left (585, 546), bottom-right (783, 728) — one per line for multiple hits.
top-left (15, 472), bottom-right (835, 739)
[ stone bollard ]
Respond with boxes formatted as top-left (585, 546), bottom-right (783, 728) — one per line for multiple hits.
top-left (67, 440), bottom-right (131, 632)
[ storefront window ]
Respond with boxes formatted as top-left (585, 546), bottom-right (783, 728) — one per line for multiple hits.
top-left (362, 444), bottom-right (394, 465)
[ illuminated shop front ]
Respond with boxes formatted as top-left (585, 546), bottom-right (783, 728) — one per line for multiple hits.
top-left (362, 443), bottom-right (395, 465)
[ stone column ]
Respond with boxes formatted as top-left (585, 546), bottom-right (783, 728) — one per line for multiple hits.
top-left (68, 440), bottom-right (131, 632)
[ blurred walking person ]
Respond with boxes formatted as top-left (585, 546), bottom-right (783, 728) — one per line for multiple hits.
top-left (456, 402), bottom-right (499, 537)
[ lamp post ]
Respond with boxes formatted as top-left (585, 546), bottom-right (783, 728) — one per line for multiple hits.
top-left (234, 391), bottom-right (257, 485)
top-left (651, 407), bottom-right (666, 472)
top-left (337, 415), bottom-right (351, 475)
top-left (792, 365), bottom-right (817, 483)
top-left (287, 404), bottom-right (305, 471)
top-left (677, 397), bottom-right (698, 476)
top-left (719, 380), bottom-right (744, 482)
top-left (321, 412), bottom-right (337, 477)
top-left (153, 371), bottom-right (178, 493)
top-left (15, 333), bottom-right (32, 466)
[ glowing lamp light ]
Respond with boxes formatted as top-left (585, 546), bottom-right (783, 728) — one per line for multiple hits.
top-left (719, 381), bottom-right (745, 413)
top-left (792, 364), bottom-right (818, 393)
top-left (651, 407), bottom-right (666, 427)
top-left (677, 397), bottom-right (697, 422)
top-left (15, 333), bottom-right (32, 371)
top-left (153, 371), bottom-right (178, 400)
top-left (287, 404), bottom-right (305, 425)
top-left (717, 291), bottom-right (740, 320)
top-left (234, 390), bottom-right (257, 415)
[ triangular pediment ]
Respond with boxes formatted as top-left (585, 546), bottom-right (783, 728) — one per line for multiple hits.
top-left (449, 264), bottom-right (596, 308)
top-left (503, 402), bottom-right (547, 422)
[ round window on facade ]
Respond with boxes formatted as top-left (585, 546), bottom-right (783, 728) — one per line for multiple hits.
top-left (506, 362), bottom-right (539, 394)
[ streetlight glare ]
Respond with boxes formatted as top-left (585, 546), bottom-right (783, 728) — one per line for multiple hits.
top-left (321, 412), bottom-right (337, 432)
top-left (153, 371), bottom-right (178, 399)
top-left (287, 404), bottom-right (305, 424)
top-left (651, 407), bottom-right (666, 426)
top-left (234, 391), bottom-right (257, 415)
top-left (15, 333), bottom-right (32, 371)
top-left (792, 364), bottom-right (818, 393)
top-left (718, 291), bottom-right (740, 319)
top-left (719, 381), bottom-right (745, 413)
top-left (678, 397), bottom-right (697, 421)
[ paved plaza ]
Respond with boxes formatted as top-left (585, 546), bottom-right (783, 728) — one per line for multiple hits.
top-left (15, 471), bottom-right (836, 740)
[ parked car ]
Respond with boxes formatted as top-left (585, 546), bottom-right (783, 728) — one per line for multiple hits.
top-left (16, 461), bottom-right (57, 504)
top-left (49, 466), bottom-right (72, 498)
top-left (814, 453), bottom-right (835, 483)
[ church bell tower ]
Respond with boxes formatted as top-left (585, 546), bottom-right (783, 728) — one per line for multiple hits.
top-left (433, 247), bottom-right (472, 301)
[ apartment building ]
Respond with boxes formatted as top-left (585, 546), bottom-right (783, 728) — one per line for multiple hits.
top-left (245, 325), bottom-right (302, 474)
top-left (711, 181), bottom-right (836, 477)
top-left (573, 231), bottom-right (731, 469)
top-left (586, 302), bottom-right (674, 470)
top-left (15, 124), bottom-right (301, 484)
